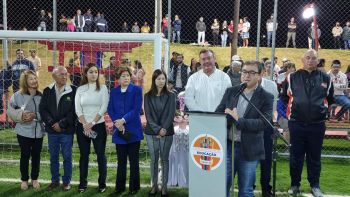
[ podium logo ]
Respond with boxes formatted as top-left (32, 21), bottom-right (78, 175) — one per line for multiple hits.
top-left (190, 134), bottom-right (223, 171)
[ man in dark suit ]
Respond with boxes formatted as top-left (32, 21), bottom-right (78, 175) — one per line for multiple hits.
top-left (216, 60), bottom-right (273, 197)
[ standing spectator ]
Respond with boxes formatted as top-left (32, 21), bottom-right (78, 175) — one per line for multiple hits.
top-left (332, 22), bottom-right (343, 49)
top-left (131, 22), bottom-right (140, 33)
top-left (211, 19), bottom-right (220, 46)
top-left (104, 56), bottom-right (117, 91)
top-left (170, 54), bottom-right (190, 93)
top-left (162, 15), bottom-right (169, 38)
top-left (328, 60), bottom-right (350, 120)
top-left (221, 20), bottom-right (228, 47)
top-left (59, 14), bottom-right (67, 31)
top-left (66, 17), bottom-right (75, 32)
top-left (131, 60), bottom-right (146, 89)
top-left (342, 21), bottom-right (350, 49)
top-left (73, 9), bottom-right (85, 32)
top-left (141, 21), bottom-right (151, 33)
top-left (286, 17), bottom-right (297, 48)
top-left (169, 51), bottom-right (178, 76)
top-left (75, 63), bottom-right (109, 193)
top-left (83, 9), bottom-right (93, 32)
top-left (0, 65), bottom-right (12, 115)
top-left (308, 22), bottom-right (321, 49)
top-left (68, 51), bottom-right (81, 87)
top-left (238, 18), bottom-right (244, 47)
top-left (39, 66), bottom-right (76, 191)
top-left (242, 17), bottom-right (251, 47)
top-left (121, 22), bottom-right (129, 32)
top-left (144, 69), bottom-right (176, 197)
top-left (11, 49), bottom-right (35, 93)
top-left (227, 61), bottom-right (242, 87)
top-left (107, 66), bottom-right (144, 195)
top-left (266, 14), bottom-right (278, 47)
top-left (215, 61), bottom-right (273, 197)
top-left (95, 14), bottom-right (108, 32)
top-left (281, 49), bottom-right (334, 197)
top-left (317, 58), bottom-right (326, 73)
top-left (185, 49), bottom-right (231, 112)
top-left (189, 58), bottom-right (198, 73)
top-left (228, 20), bottom-right (234, 46)
top-left (7, 70), bottom-right (44, 190)
top-left (37, 10), bottom-right (52, 31)
top-left (27, 49), bottom-right (41, 76)
top-left (196, 17), bottom-right (206, 45)
top-left (172, 15), bottom-right (182, 43)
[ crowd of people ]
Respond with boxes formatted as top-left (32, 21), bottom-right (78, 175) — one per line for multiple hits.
top-left (1, 45), bottom-right (349, 197)
top-left (31, 9), bottom-right (350, 49)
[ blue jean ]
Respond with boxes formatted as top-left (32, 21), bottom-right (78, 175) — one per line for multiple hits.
top-left (172, 30), bottom-right (181, 43)
top-left (221, 33), bottom-right (228, 47)
top-left (48, 133), bottom-right (73, 184)
top-left (334, 95), bottom-right (350, 118)
top-left (227, 141), bottom-right (259, 197)
top-left (344, 40), bottom-right (350, 49)
top-left (267, 31), bottom-right (273, 47)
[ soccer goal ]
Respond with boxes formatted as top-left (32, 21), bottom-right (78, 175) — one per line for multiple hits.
top-left (0, 30), bottom-right (168, 170)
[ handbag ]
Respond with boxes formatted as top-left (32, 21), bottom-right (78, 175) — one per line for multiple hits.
top-left (117, 129), bottom-right (132, 141)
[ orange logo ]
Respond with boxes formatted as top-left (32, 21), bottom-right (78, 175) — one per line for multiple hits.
top-left (190, 134), bottom-right (223, 171)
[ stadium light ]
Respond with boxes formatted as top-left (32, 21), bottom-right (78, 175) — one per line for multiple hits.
top-left (303, 3), bottom-right (319, 51)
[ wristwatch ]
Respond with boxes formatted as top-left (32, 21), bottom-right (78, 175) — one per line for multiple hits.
top-left (91, 121), bottom-right (96, 126)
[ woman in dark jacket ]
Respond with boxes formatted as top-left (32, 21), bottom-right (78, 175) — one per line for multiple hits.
top-left (144, 69), bottom-right (176, 197)
top-left (108, 66), bottom-right (143, 195)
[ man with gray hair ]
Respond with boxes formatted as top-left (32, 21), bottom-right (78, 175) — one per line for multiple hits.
top-left (39, 66), bottom-right (77, 191)
top-left (227, 61), bottom-right (242, 87)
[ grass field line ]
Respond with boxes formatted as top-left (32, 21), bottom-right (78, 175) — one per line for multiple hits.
top-left (0, 178), bottom-right (348, 197)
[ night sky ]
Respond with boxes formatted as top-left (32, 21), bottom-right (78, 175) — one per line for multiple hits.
top-left (1, 0), bottom-right (349, 49)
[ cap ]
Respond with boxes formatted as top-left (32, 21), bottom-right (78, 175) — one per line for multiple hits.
top-left (231, 55), bottom-right (241, 61)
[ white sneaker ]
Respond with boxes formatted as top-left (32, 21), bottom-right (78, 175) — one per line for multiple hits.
top-left (288, 186), bottom-right (300, 196)
top-left (311, 187), bottom-right (323, 197)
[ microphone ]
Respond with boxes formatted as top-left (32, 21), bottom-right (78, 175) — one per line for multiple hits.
top-left (234, 83), bottom-right (247, 98)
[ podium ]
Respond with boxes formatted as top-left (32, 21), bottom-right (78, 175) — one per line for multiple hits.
top-left (188, 111), bottom-right (227, 197)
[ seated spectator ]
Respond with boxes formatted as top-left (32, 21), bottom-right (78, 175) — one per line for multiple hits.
top-left (141, 21), bottom-right (151, 33)
top-left (131, 60), bottom-right (145, 89)
top-left (227, 61), bottom-right (242, 87)
top-left (66, 17), bottom-right (75, 32)
top-left (68, 51), bottom-right (81, 87)
top-left (27, 49), bottom-right (42, 76)
top-left (121, 22), bottom-right (129, 32)
top-left (345, 64), bottom-right (350, 87)
top-left (131, 22), bottom-right (140, 33)
top-left (328, 60), bottom-right (350, 121)
top-left (317, 58), bottom-right (326, 73)
top-left (59, 14), bottom-right (67, 31)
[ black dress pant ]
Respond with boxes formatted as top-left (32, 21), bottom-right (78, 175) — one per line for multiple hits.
top-left (115, 141), bottom-right (141, 192)
top-left (77, 122), bottom-right (107, 188)
top-left (17, 135), bottom-right (43, 181)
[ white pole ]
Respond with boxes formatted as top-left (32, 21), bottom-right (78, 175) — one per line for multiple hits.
top-left (154, 35), bottom-right (163, 70)
top-left (2, 0), bottom-right (8, 69)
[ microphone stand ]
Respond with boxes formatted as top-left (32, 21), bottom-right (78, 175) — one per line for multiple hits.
top-left (239, 92), bottom-right (290, 197)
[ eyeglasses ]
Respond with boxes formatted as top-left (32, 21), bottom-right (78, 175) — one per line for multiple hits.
top-left (241, 70), bottom-right (259, 76)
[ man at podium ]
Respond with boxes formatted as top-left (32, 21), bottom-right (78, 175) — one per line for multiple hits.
top-left (216, 61), bottom-right (273, 197)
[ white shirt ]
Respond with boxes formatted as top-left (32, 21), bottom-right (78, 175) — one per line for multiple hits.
top-left (242, 22), bottom-right (250, 32)
top-left (328, 70), bottom-right (348, 96)
top-left (261, 78), bottom-right (279, 113)
top-left (185, 69), bottom-right (232, 112)
top-left (75, 83), bottom-right (109, 123)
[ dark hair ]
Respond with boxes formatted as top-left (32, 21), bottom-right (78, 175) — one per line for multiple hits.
top-left (332, 59), bottom-right (341, 66)
top-left (242, 60), bottom-right (263, 74)
top-left (80, 63), bottom-right (101, 91)
top-left (115, 65), bottom-right (132, 79)
top-left (317, 58), bottom-right (325, 67)
top-left (261, 57), bottom-right (269, 63)
top-left (16, 48), bottom-right (23, 53)
top-left (147, 69), bottom-right (169, 96)
top-left (199, 49), bottom-right (215, 57)
top-left (284, 62), bottom-right (296, 70)
top-left (110, 56), bottom-right (116, 60)
top-left (134, 60), bottom-right (143, 69)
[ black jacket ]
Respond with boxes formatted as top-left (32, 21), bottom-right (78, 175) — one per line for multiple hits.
top-left (144, 92), bottom-right (176, 136)
top-left (39, 84), bottom-right (77, 135)
top-left (216, 85), bottom-right (273, 161)
top-left (281, 69), bottom-right (334, 123)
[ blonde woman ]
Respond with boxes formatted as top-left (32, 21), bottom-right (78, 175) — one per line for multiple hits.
top-left (7, 70), bottom-right (44, 190)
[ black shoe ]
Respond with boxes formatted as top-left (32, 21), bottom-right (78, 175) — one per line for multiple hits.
top-left (161, 188), bottom-right (169, 197)
top-left (115, 189), bottom-right (125, 194)
top-left (98, 187), bottom-right (106, 193)
top-left (47, 182), bottom-right (60, 191)
top-left (262, 190), bottom-right (273, 197)
top-left (128, 190), bottom-right (138, 195)
top-left (78, 184), bottom-right (87, 193)
top-left (148, 187), bottom-right (158, 197)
